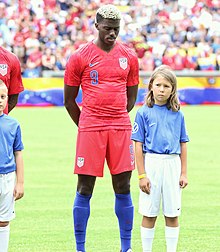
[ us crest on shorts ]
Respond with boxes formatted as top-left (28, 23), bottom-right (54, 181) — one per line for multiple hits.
top-left (119, 58), bottom-right (127, 70)
top-left (0, 64), bottom-right (8, 76)
top-left (77, 157), bottom-right (84, 167)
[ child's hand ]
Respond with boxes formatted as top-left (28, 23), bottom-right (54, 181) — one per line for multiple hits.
top-left (179, 175), bottom-right (188, 189)
top-left (14, 182), bottom-right (24, 200)
top-left (139, 177), bottom-right (151, 194)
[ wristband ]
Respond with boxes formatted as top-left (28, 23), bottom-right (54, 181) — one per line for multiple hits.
top-left (138, 173), bottom-right (146, 179)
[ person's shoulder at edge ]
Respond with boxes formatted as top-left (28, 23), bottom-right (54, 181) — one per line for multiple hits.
top-left (1, 113), bottom-right (20, 124)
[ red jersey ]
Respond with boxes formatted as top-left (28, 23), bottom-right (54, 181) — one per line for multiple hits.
top-left (65, 41), bottom-right (139, 131)
top-left (0, 46), bottom-right (24, 114)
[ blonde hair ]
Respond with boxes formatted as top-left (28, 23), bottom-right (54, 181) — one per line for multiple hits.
top-left (96, 4), bottom-right (121, 21)
top-left (145, 65), bottom-right (180, 112)
top-left (0, 79), bottom-right (7, 88)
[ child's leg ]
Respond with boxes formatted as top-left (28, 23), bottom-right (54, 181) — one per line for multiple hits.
top-left (165, 216), bottom-right (179, 252)
top-left (141, 216), bottom-right (157, 252)
top-left (0, 222), bottom-right (10, 252)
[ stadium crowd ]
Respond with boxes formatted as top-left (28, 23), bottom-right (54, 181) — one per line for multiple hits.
top-left (0, 0), bottom-right (219, 77)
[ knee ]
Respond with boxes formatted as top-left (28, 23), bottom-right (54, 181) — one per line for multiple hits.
top-left (77, 184), bottom-right (93, 195)
top-left (77, 175), bottom-right (96, 195)
top-left (165, 216), bottom-right (179, 227)
top-left (0, 221), bottom-right (9, 227)
top-left (114, 180), bottom-right (130, 194)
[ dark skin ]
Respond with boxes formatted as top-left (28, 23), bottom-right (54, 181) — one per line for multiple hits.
top-left (8, 94), bottom-right (19, 113)
top-left (64, 17), bottom-right (138, 195)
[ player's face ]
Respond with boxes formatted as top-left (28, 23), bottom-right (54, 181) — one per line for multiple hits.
top-left (151, 75), bottom-right (173, 106)
top-left (96, 18), bottom-right (120, 47)
top-left (0, 86), bottom-right (8, 115)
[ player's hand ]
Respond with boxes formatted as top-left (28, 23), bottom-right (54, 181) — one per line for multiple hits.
top-left (139, 177), bottom-right (151, 194)
top-left (14, 182), bottom-right (24, 200)
top-left (179, 175), bottom-right (188, 189)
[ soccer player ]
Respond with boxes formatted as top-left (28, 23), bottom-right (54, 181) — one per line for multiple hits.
top-left (0, 46), bottom-right (24, 114)
top-left (0, 80), bottom-right (24, 252)
top-left (64, 4), bottom-right (139, 252)
top-left (131, 65), bottom-right (189, 252)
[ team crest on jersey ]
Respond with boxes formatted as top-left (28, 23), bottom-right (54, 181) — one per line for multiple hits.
top-left (0, 64), bottom-right (8, 76)
top-left (77, 157), bottom-right (84, 168)
top-left (119, 58), bottom-right (127, 70)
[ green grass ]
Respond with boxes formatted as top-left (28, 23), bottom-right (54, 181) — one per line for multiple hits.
top-left (8, 105), bottom-right (220, 252)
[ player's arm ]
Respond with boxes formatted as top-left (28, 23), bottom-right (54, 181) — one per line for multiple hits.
top-left (8, 94), bottom-right (19, 113)
top-left (14, 150), bottom-right (24, 200)
top-left (126, 85), bottom-right (138, 112)
top-left (179, 142), bottom-right (188, 188)
top-left (64, 85), bottom-right (81, 126)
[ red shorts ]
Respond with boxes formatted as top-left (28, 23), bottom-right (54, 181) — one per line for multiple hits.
top-left (74, 130), bottom-right (135, 177)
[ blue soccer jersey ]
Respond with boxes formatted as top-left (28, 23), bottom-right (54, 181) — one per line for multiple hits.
top-left (0, 114), bottom-right (24, 174)
top-left (131, 104), bottom-right (189, 154)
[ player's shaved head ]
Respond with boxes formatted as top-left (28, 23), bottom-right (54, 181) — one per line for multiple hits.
top-left (96, 4), bottom-right (121, 22)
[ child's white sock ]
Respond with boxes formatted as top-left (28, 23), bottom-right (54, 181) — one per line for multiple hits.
top-left (141, 226), bottom-right (155, 252)
top-left (165, 226), bottom-right (180, 252)
top-left (0, 225), bottom-right (10, 252)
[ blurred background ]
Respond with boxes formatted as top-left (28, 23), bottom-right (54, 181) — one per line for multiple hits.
top-left (0, 0), bottom-right (219, 77)
top-left (0, 0), bottom-right (219, 106)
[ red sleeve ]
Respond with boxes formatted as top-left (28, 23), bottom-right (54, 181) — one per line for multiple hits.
top-left (127, 53), bottom-right (139, 87)
top-left (8, 54), bottom-right (24, 95)
top-left (64, 52), bottom-right (84, 87)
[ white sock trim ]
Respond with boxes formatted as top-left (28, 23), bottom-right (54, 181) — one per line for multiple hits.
top-left (165, 226), bottom-right (180, 252)
top-left (141, 226), bottom-right (155, 252)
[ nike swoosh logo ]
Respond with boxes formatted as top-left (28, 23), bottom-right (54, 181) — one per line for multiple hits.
top-left (149, 123), bottom-right (156, 127)
top-left (89, 62), bottom-right (99, 67)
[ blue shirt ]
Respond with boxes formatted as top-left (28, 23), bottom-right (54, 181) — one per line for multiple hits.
top-left (131, 104), bottom-right (189, 154)
top-left (0, 114), bottom-right (24, 174)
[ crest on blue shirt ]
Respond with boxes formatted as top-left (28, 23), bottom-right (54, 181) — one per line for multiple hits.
top-left (119, 58), bottom-right (127, 70)
top-left (0, 64), bottom-right (8, 76)
top-left (132, 122), bottom-right (139, 134)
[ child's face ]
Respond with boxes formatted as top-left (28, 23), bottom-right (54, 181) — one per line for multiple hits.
top-left (0, 86), bottom-right (8, 115)
top-left (151, 75), bottom-right (172, 106)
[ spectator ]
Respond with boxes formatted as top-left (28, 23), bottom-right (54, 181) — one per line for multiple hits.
top-left (0, 0), bottom-right (219, 74)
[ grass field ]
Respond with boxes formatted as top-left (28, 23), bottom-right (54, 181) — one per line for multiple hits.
top-left (8, 105), bottom-right (220, 252)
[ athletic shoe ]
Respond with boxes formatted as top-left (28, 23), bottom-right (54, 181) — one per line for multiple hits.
top-left (120, 249), bottom-right (132, 252)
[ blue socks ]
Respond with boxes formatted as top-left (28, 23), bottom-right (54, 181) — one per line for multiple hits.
top-left (73, 192), bottom-right (133, 252)
top-left (73, 192), bottom-right (91, 252)
top-left (115, 193), bottom-right (134, 252)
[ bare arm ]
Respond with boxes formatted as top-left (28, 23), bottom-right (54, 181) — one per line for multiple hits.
top-left (8, 94), bottom-right (19, 113)
top-left (179, 142), bottom-right (188, 188)
top-left (134, 141), bottom-right (151, 194)
top-left (127, 85), bottom-right (138, 112)
top-left (14, 151), bottom-right (24, 200)
top-left (64, 85), bottom-right (81, 126)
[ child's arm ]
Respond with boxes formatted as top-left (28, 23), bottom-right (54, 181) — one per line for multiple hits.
top-left (179, 142), bottom-right (188, 189)
top-left (134, 141), bottom-right (151, 194)
top-left (14, 151), bottom-right (24, 200)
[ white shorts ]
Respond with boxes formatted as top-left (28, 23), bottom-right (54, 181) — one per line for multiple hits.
top-left (139, 153), bottom-right (182, 218)
top-left (0, 172), bottom-right (16, 222)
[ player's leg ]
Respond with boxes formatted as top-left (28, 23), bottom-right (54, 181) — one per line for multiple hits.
top-left (0, 221), bottom-right (10, 252)
top-left (0, 172), bottom-right (16, 252)
top-left (107, 130), bottom-right (135, 252)
top-left (112, 171), bottom-right (134, 252)
top-left (139, 154), bottom-right (163, 252)
top-left (164, 216), bottom-right (179, 252)
top-left (73, 131), bottom-right (107, 252)
top-left (162, 155), bottom-right (182, 252)
top-left (73, 175), bottom-right (96, 252)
